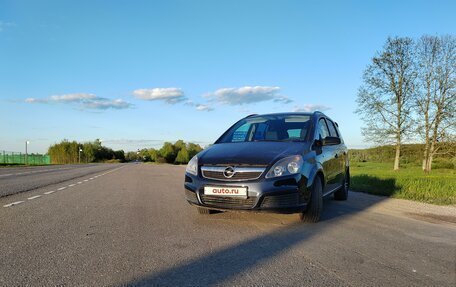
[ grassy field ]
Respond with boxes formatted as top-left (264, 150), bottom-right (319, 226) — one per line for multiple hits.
top-left (350, 162), bottom-right (456, 205)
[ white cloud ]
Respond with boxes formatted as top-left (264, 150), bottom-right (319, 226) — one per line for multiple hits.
top-left (204, 86), bottom-right (292, 105)
top-left (83, 99), bottom-right (132, 110)
top-left (132, 88), bottom-right (186, 104)
top-left (25, 98), bottom-right (48, 103)
top-left (25, 93), bottom-right (132, 110)
top-left (293, 104), bottom-right (331, 112)
top-left (49, 93), bottom-right (97, 102)
top-left (195, 104), bottom-right (214, 112)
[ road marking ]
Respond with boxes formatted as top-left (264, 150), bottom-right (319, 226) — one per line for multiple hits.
top-left (2, 165), bottom-right (127, 208)
top-left (3, 201), bottom-right (25, 208)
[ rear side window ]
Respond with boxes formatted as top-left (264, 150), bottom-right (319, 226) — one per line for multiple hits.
top-left (326, 119), bottom-right (339, 138)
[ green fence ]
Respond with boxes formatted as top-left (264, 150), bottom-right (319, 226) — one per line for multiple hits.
top-left (0, 151), bottom-right (51, 165)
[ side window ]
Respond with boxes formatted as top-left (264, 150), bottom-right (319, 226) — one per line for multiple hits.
top-left (317, 118), bottom-right (330, 140)
top-left (252, 123), bottom-right (268, 141)
top-left (326, 119), bottom-right (339, 138)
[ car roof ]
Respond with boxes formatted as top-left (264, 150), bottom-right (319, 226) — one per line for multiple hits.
top-left (245, 111), bottom-right (327, 118)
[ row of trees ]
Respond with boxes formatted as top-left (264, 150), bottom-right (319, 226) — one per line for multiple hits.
top-left (48, 139), bottom-right (125, 164)
top-left (125, 140), bottom-right (203, 164)
top-left (357, 35), bottom-right (455, 172)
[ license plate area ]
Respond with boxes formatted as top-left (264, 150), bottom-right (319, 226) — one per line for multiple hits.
top-left (203, 186), bottom-right (248, 199)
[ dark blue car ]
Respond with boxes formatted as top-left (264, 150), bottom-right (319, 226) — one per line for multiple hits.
top-left (184, 112), bottom-right (349, 222)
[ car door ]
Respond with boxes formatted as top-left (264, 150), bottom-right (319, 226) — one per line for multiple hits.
top-left (326, 118), bottom-right (345, 187)
top-left (315, 118), bottom-right (339, 194)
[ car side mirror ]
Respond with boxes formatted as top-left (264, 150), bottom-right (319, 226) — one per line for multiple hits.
top-left (322, 136), bottom-right (341, 146)
top-left (312, 139), bottom-right (323, 154)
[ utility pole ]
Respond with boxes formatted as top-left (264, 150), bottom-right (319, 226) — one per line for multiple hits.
top-left (25, 141), bottom-right (30, 165)
top-left (79, 147), bottom-right (83, 164)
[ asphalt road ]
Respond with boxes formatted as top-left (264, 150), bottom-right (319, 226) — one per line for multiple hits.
top-left (0, 164), bottom-right (123, 197)
top-left (0, 164), bottom-right (455, 286)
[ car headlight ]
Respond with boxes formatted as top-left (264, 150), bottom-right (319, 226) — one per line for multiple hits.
top-left (265, 155), bottom-right (303, 178)
top-left (186, 155), bottom-right (198, 176)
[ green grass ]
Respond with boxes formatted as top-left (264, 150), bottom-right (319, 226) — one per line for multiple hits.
top-left (350, 162), bottom-right (456, 205)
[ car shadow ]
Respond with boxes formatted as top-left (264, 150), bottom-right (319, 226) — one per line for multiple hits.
top-left (118, 191), bottom-right (386, 286)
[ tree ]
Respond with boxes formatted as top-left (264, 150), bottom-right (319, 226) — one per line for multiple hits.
top-left (159, 142), bottom-right (177, 163)
top-left (173, 140), bottom-right (186, 151)
top-left (148, 148), bottom-right (159, 162)
top-left (415, 35), bottom-right (456, 173)
top-left (187, 142), bottom-right (203, 159)
top-left (357, 37), bottom-right (417, 170)
top-left (175, 146), bottom-right (189, 164)
top-left (48, 139), bottom-right (79, 164)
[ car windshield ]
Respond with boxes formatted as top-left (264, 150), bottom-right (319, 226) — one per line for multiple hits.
top-left (217, 115), bottom-right (311, 143)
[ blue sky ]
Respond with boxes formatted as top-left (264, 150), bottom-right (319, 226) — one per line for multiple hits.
top-left (1, 0), bottom-right (455, 153)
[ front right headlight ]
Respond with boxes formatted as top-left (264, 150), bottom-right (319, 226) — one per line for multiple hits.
top-left (265, 155), bottom-right (303, 178)
top-left (186, 155), bottom-right (198, 176)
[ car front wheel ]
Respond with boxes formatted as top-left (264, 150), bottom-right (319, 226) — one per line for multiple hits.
top-left (300, 177), bottom-right (323, 223)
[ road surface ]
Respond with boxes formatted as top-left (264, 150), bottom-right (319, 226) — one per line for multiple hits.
top-left (0, 164), bottom-right (455, 286)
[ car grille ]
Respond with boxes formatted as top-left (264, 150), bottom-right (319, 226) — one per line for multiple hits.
top-left (201, 166), bottom-right (266, 181)
top-left (200, 195), bottom-right (257, 209)
top-left (261, 193), bottom-right (301, 208)
top-left (185, 190), bottom-right (199, 204)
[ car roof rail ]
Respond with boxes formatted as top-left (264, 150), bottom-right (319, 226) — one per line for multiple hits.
top-left (245, 114), bottom-right (258, 118)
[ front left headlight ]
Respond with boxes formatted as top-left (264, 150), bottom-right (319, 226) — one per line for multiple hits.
top-left (265, 155), bottom-right (303, 178)
top-left (186, 155), bottom-right (198, 176)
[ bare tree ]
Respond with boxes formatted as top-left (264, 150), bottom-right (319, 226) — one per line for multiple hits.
top-left (357, 37), bottom-right (416, 170)
top-left (415, 35), bottom-right (456, 173)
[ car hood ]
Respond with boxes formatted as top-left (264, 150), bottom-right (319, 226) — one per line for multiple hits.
top-left (198, 142), bottom-right (309, 166)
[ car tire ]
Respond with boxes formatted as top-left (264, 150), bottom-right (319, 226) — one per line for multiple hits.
top-left (334, 171), bottom-right (349, 201)
top-left (300, 177), bottom-right (323, 223)
top-left (197, 207), bottom-right (214, 214)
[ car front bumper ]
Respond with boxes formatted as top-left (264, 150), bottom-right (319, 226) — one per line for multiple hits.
top-left (184, 172), bottom-right (310, 214)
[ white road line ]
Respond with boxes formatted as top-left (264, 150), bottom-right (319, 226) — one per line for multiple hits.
top-left (77, 182), bottom-right (82, 184)
top-left (27, 195), bottom-right (41, 200)
top-left (57, 187), bottom-right (66, 191)
top-left (68, 184), bottom-right (75, 187)
top-left (3, 201), bottom-right (25, 208)
top-left (44, 190), bottom-right (55, 195)
top-left (89, 177), bottom-right (94, 180)
top-left (0, 173), bottom-right (13, 177)
top-left (84, 179), bottom-right (89, 182)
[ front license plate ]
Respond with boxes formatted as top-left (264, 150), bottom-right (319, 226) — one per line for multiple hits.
top-left (204, 186), bottom-right (248, 198)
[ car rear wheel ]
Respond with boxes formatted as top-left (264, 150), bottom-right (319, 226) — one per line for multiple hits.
top-left (300, 177), bottom-right (323, 223)
top-left (334, 170), bottom-right (349, 201)
top-left (197, 207), bottom-right (215, 214)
